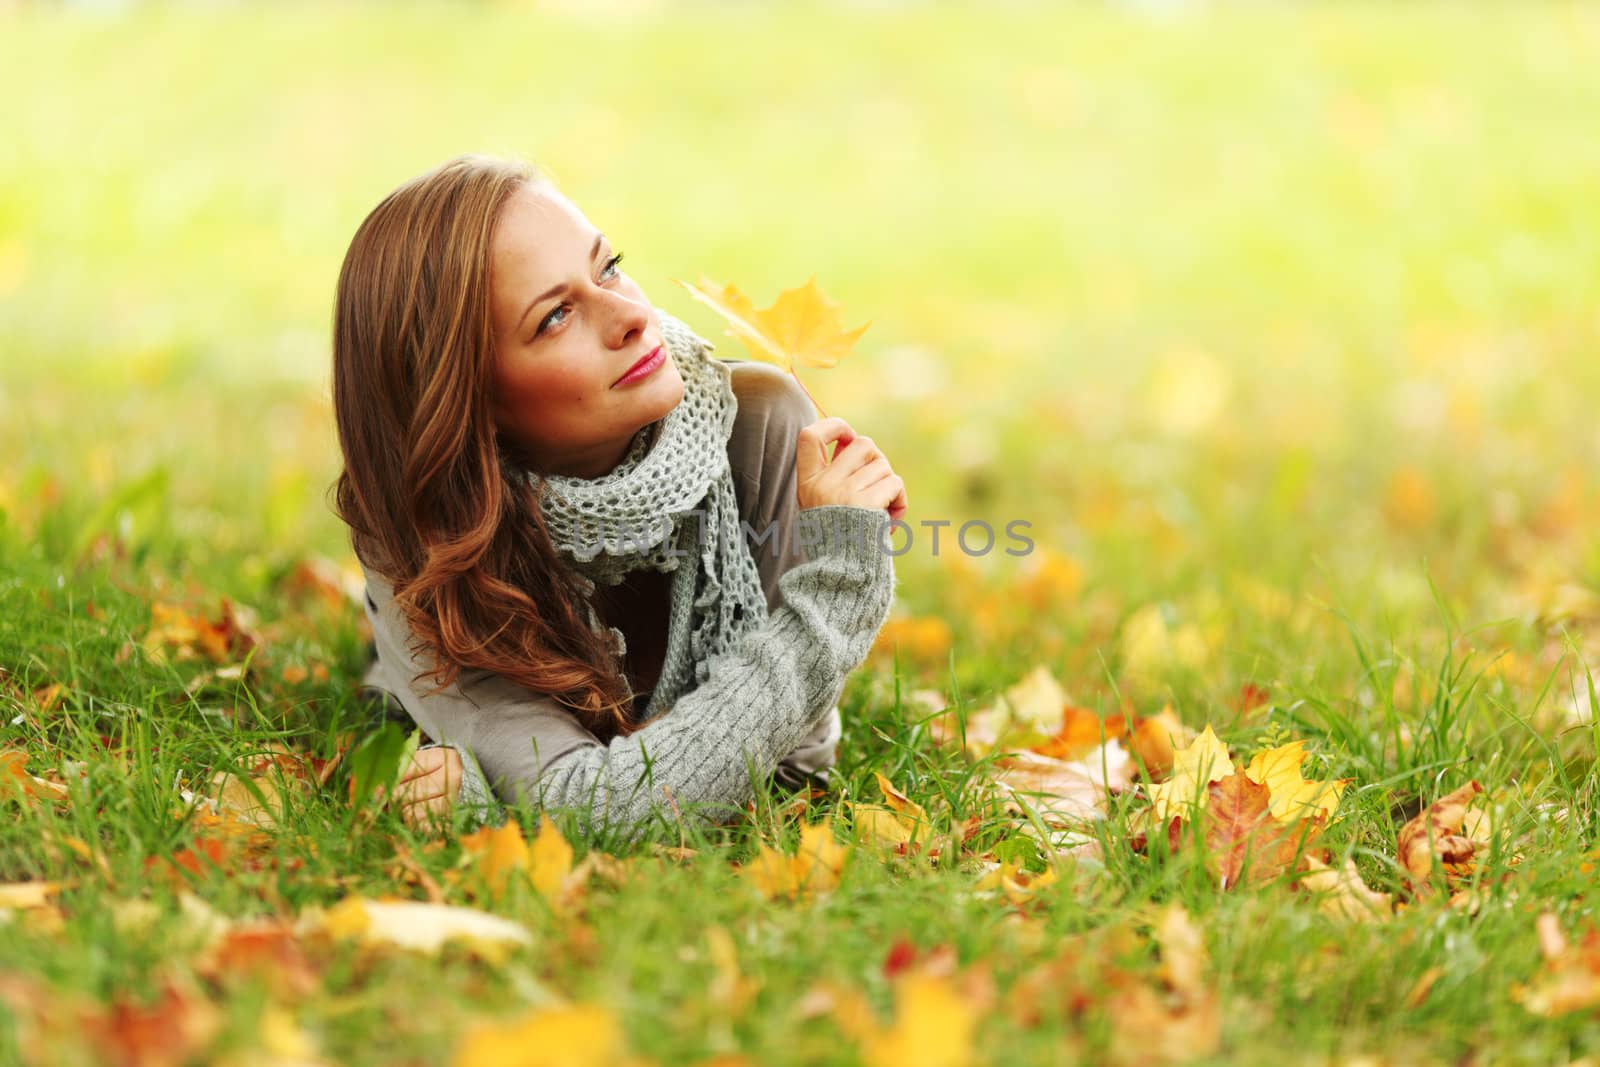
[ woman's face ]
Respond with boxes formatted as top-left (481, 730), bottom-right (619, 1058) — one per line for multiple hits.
top-left (487, 183), bottom-right (684, 478)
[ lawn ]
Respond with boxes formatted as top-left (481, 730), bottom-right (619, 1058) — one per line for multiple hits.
top-left (4, 2), bottom-right (1600, 1064)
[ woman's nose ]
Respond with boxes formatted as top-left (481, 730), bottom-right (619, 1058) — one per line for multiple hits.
top-left (602, 288), bottom-right (650, 348)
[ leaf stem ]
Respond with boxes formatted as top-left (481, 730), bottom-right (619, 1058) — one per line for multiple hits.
top-left (791, 370), bottom-right (828, 420)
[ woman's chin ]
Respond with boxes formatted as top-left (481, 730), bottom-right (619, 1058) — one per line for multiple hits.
top-left (641, 364), bottom-right (686, 420)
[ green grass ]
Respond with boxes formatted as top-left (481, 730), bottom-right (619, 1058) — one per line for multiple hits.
top-left (5, 1), bottom-right (1600, 1063)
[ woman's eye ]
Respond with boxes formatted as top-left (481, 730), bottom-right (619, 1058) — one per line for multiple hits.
top-left (537, 304), bottom-right (570, 335)
top-left (601, 252), bottom-right (625, 279)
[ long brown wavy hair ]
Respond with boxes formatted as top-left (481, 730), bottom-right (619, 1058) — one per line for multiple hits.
top-left (332, 155), bottom-right (635, 739)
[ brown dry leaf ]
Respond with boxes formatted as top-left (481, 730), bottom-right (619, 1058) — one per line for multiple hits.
top-left (1105, 982), bottom-right (1221, 1066)
top-left (31, 683), bottom-right (65, 714)
top-left (999, 664), bottom-right (1074, 739)
top-left (1204, 773), bottom-right (1325, 889)
top-left (675, 276), bottom-right (869, 373)
top-left (740, 818), bottom-right (851, 901)
top-left (211, 770), bottom-right (290, 831)
top-left (853, 774), bottom-right (931, 851)
top-left (1298, 855), bottom-right (1394, 921)
top-left (1511, 913), bottom-right (1600, 1017)
top-left (1397, 781), bottom-right (1485, 899)
top-left (451, 1002), bottom-right (647, 1067)
top-left (1405, 966), bottom-right (1444, 1010)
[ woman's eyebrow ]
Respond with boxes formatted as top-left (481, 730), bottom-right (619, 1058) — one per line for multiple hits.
top-left (515, 234), bottom-right (607, 334)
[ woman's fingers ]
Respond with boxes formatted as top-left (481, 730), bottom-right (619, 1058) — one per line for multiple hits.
top-left (828, 435), bottom-right (883, 480)
top-left (795, 417), bottom-right (857, 484)
top-left (400, 793), bottom-right (453, 831)
top-left (794, 417), bottom-right (907, 518)
top-left (397, 745), bottom-right (461, 786)
top-left (393, 746), bottom-right (462, 830)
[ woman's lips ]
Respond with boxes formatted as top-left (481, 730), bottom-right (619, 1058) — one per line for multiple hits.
top-left (613, 344), bottom-right (666, 387)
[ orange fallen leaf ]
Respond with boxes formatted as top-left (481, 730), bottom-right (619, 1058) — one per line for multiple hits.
top-left (88, 976), bottom-right (223, 1067)
top-left (1031, 707), bottom-right (1127, 762)
top-left (1, 749), bottom-right (70, 802)
top-left (142, 599), bottom-right (260, 665)
top-left (874, 772), bottom-right (929, 828)
top-left (871, 615), bottom-right (953, 666)
top-left (1128, 706), bottom-right (1186, 779)
top-left (196, 922), bottom-right (318, 1000)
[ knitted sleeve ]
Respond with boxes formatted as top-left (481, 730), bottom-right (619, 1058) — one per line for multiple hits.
top-left (360, 503), bottom-right (894, 836)
top-left (529, 503), bottom-right (893, 835)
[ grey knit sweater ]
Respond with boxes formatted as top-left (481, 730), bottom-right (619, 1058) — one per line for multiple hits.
top-left (358, 365), bottom-right (896, 837)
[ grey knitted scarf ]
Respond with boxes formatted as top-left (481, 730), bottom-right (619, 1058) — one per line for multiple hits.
top-left (533, 311), bottom-right (770, 720)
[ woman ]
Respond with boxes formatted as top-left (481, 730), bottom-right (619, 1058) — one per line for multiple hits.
top-left (332, 155), bottom-right (907, 838)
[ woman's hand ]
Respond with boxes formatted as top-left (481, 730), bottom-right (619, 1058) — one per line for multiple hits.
top-left (795, 418), bottom-right (908, 522)
top-left (393, 745), bottom-right (462, 831)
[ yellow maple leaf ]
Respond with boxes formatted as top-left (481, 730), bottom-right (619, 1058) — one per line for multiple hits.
top-left (741, 817), bottom-right (851, 901)
top-left (529, 816), bottom-right (576, 904)
top-left (874, 772), bottom-right (929, 826)
top-left (675, 276), bottom-right (869, 373)
top-left (858, 973), bottom-right (977, 1067)
top-left (452, 1003), bottom-right (642, 1067)
top-left (851, 803), bottom-right (914, 849)
top-left (460, 820), bottom-right (531, 900)
top-left (1242, 740), bottom-right (1349, 822)
top-left (1148, 725), bottom-right (1236, 821)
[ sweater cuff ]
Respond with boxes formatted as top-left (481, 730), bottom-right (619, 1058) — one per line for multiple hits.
top-left (795, 505), bottom-right (896, 570)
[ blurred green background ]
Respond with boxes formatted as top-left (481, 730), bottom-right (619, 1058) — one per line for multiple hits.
top-left (4, 0), bottom-right (1600, 699)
